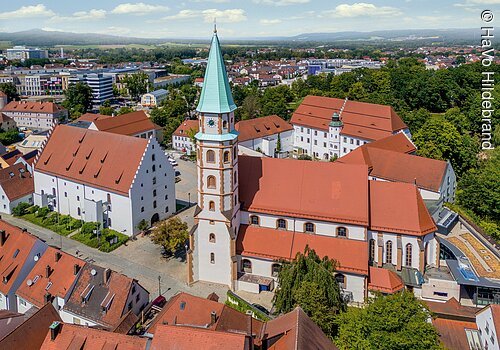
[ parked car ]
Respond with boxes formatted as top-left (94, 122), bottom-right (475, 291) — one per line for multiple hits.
top-left (175, 170), bottom-right (181, 176)
top-left (252, 303), bottom-right (270, 315)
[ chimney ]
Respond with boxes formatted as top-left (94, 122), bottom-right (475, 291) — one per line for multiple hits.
top-left (55, 251), bottom-right (61, 262)
top-left (0, 230), bottom-right (5, 246)
top-left (45, 265), bottom-right (51, 278)
top-left (247, 314), bottom-right (254, 350)
top-left (210, 311), bottom-right (217, 325)
top-left (104, 268), bottom-right (111, 284)
top-left (73, 264), bottom-right (80, 275)
top-left (49, 321), bottom-right (61, 341)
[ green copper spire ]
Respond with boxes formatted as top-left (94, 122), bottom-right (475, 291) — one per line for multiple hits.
top-left (196, 27), bottom-right (237, 114)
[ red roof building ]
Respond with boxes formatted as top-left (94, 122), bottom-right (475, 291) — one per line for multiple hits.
top-left (172, 120), bottom-right (198, 153)
top-left (90, 111), bottom-right (163, 142)
top-left (1, 101), bottom-right (68, 131)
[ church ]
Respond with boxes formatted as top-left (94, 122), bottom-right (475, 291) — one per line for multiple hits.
top-left (188, 27), bottom-right (440, 304)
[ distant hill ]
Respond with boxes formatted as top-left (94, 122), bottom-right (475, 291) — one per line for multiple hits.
top-left (0, 28), bottom-right (484, 47)
top-left (0, 29), bottom-right (164, 47)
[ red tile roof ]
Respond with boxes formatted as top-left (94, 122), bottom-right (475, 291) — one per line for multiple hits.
top-left (262, 307), bottom-right (338, 350)
top-left (149, 292), bottom-right (265, 340)
top-left (432, 318), bottom-right (477, 350)
top-left (238, 156), bottom-right (369, 226)
top-left (237, 224), bottom-right (369, 275)
top-left (368, 267), bottom-right (404, 294)
top-left (0, 303), bottom-right (62, 350)
top-left (75, 113), bottom-right (112, 123)
top-left (339, 146), bottom-right (448, 192)
top-left (2, 101), bottom-right (66, 114)
top-left (291, 95), bottom-right (407, 141)
top-left (369, 181), bottom-right (436, 236)
top-left (148, 292), bottom-right (224, 333)
top-left (93, 111), bottom-right (161, 136)
top-left (235, 115), bottom-right (293, 142)
top-left (35, 125), bottom-right (149, 196)
top-left (0, 164), bottom-right (34, 201)
top-left (39, 323), bottom-right (147, 350)
top-left (173, 120), bottom-right (199, 138)
top-left (1, 149), bottom-right (23, 166)
top-left (150, 324), bottom-right (248, 350)
top-left (424, 298), bottom-right (477, 321)
top-left (0, 220), bottom-right (38, 295)
top-left (363, 133), bottom-right (416, 154)
top-left (16, 247), bottom-right (85, 308)
top-left (63, 264), bottom-right (141, 329)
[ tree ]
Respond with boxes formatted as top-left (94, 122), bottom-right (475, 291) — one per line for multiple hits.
top-left (413, 116), bottom-right (478, 176)
top-left (457, 148), bottom-right (500, 224)
top-left (122, 72), bottom-right (150, 100)
top-left (240, 95), bottom-right (260, 120)
top-left (63, 82), bottom-right (93, 118)
top-left (99, 104), bottom-right (114, 116)
top-left (137, 219), bottom-right (149, 232)
top-left (273, 247), bottom-right (346, 337)
top-left (150, 217), bottom-right (189, 256)
top-left (12, 202), bottom-right (30, 216)
top-left (116, 106), bottom-right (134, 115)
top-left (335, 291), bottom-right (441, 350)
top-left (0, 83), bottom-right (19, 101)
top-left (0, 130), bottom-right (22, 145)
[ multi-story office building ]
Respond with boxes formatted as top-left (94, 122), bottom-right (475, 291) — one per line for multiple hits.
top-left (6, 46), bottom-right (48, 61)
top-left (70, 73), bottom-right (113, 107)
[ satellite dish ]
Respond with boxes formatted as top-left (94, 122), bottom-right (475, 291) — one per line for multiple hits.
top-left (34, 255), bottom-right (39, 262)
top-left (27, 279), bottom-right (33, 286)
top-left (90, 269), bottom-right (97, 276)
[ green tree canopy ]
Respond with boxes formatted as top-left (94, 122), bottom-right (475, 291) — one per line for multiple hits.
top-left (63, 82), bottom-right (93, 118)
top-left (273, 247), bottom-right (346, 337)
top-left (335, 291), bottom-right (441, 350)
top-left (0, 83), bottom-right (19, 102)
top-left (150, 217), bottom-right (189, 256)
top-left (122, 72), bottom-right (150, 100)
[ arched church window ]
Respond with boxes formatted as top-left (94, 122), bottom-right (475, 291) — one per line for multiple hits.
top-left (304, 222), bottom-right (315, 233)
top-left (405, 244), bottom-right (413, 267)
top-left (386, 241), bottom-right (393, 264)
top-left (209, 233), bottom-right (216, 243)
top-left (337, 227), bottom-right (347, 237)
top-left (207, 176), bottom-right (216, 189)
top-left (242, 259), bottom-right (252, 273)
top-left (207, 150), bottom-right (215, 163)
top-left (250, 215), bottom-right (259, 225)
top-left (277, 219), bottom-right (287, 230)
top-left (223, 151), bottom-right (230, 163)
top-left (209, 201), bottom-right (215, 211)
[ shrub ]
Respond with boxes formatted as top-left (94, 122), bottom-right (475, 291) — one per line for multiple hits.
top-left (81, 222), bottom-right (98, 235)
top-left (12, 202), bottom-right (31, 216)
top-left (28, 205), bottom-right (39, 214)
top-left (36, 207), bottom-right (50, 218)
top-left (59, 215), bottom-right (71, 225)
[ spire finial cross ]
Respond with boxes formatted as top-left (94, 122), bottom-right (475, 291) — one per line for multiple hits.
top-left (213, 18), bottom-right (217, 33)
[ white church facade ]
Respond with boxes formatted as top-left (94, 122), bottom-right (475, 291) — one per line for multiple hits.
top-left (189, 28), bottom-right (441, 304)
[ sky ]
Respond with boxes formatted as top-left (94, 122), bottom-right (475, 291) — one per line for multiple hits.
top-left (0, 1), bottom-right (498, 39)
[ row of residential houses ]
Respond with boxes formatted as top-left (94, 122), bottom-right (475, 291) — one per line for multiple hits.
top-left (0, 220), bottom-right (149, 328)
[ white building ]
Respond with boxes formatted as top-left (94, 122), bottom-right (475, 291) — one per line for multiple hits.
top-left (33, 125), bottom-right (176, 236)
top-left (290, 95), bottom-right (410, 160)
top-left (0, 223), bottom-right (48, 312)
top-left (235, 115), bottom-right (294, 157)
top-left (59, 264), bottom-right (149, 329)
top-left (1, 101), bottom-right (68, 130)
top-left (16, 246), bottom-right (84, 315)
top-left (141, 89), bottom-right (168, 108)
top-left (172, 120), bottom-right (198, 153)
top-left (0, 163), bottom-right (34, 215)
top-left (476, 304), bottom-right (500, 350)
top-left (188, 28), bottom-right (443, 305)
top-left (70, 73), bottom-right (113, 106)
top-left (6, 46), bottom-right (48, 61)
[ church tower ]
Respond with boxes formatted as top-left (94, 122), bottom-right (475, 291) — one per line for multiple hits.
top-left (188, 26), bottom-right (240, 288)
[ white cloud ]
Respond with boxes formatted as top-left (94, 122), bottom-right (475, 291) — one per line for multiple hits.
top-left (260, 19), bottom-right (282, 25)
top-left (0, 4), bottom-right (55, 20)
top-left (50, 9), bottom-right (107, 22)
top-left (466, 0), bottom-right (500, 3)
top-left (111, 3), bottom-right (169, 15)
top-left (253, 0), bottom-right (310, 6)
top-left (191, 0), bottom-right (231, 3)
top-left (165, 8), bottom-right (247, 23)
top-left (325, 3), bottom-right (402, 18)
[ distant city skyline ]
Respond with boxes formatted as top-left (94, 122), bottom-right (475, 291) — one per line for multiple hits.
top-left (0, 1), bottom-right (497, 39)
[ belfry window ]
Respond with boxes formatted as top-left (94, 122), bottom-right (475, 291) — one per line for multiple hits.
top-left (207, 150), bottom-right (215, 163)
top-left (207, 176), bottom-right (216, 189)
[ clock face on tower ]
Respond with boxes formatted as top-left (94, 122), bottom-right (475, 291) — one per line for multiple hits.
top-left (206, 118), bottom-right (216, 128)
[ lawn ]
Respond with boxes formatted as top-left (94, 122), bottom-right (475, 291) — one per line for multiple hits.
top-left (20, 211), bottom-right (82, 236)
top-left (71, 222), bottom-right (129, 252)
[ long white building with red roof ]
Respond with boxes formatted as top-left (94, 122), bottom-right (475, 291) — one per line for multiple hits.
top-left (188, 28), bottom-right (443, 304)
top-left (33, 125), bottom-right (176, 236)
top-left (1, 101), bottom-right (68, 130)
top-left (290, 95), bottom-right (410, 159)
